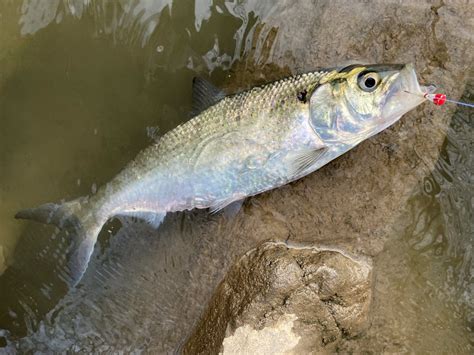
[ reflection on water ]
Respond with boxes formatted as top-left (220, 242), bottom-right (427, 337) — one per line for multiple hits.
top-left (0, 0), bottom-right (472, 352)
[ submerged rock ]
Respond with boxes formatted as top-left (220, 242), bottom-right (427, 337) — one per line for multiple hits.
top-left (184, 242), bottom-right (372, 354)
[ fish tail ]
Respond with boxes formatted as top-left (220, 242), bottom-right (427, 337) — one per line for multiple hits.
top-left (15, 197), bottom-right (104, 286)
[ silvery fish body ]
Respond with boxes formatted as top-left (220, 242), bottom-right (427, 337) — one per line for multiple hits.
top-left (16, 63), bottom-right (430, 284)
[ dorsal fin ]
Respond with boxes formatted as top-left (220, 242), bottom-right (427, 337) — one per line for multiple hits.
top-left (191, 77), bottom-right (226, 116)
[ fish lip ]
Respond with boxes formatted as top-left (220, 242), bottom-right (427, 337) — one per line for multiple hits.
top-left (381, 63), bottom-right (429, 121)
top-left (398, 64), bottom-right (435, 95)
top-left (400, 63), bottom-right (422, 93)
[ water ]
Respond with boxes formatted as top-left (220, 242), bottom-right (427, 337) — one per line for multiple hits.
top-left (0, 0), bottom-right (472, 352)
top-left (346, 82), bottom-right (474, 353)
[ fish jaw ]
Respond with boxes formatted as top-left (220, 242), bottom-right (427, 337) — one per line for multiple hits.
top-left (380, 63), bottom-right (431, 123)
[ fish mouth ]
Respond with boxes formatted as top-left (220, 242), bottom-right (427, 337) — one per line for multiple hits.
top-left (381, 63), bottom-right (433, 121)
top-left (400, 63), bottom-right (434, 95)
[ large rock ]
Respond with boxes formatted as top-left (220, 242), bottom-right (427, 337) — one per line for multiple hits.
top-left (184, 242), bottom-right (372, 354)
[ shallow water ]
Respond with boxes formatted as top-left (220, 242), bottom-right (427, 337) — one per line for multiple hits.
top-left (0, 0), bottom-right (472, 352)
top-left (353, 81), bottom-right (474, 353)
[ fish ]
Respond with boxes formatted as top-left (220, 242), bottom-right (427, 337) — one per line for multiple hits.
top-left (15, 63), bottom-right (431, 285)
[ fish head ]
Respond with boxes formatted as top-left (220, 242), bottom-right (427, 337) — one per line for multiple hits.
top-left (309, 63), bottom-right (432, 145)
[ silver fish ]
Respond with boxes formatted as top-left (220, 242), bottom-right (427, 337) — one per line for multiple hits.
top-left (16, 63), bottom-right (430, 284)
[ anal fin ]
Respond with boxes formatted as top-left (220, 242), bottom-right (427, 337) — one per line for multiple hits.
top-left (122, 211), bottom-right (166, 229)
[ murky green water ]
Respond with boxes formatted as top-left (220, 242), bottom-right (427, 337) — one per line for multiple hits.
top-left (0, 0), bottom-right (472, 352)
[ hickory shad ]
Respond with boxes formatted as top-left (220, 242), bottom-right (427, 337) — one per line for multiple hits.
top-left (16, 63), bottom-right (431, 285)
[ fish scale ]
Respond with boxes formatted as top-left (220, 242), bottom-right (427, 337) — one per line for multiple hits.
top-left (103, 70), bottom-right (328, 211)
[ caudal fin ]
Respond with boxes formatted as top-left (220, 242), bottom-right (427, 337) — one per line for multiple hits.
top-left (15, 198), bottom-right (103, 286)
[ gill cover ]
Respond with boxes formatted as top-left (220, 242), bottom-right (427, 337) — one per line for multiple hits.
top-left (309, 63), bottom-right (428, 145)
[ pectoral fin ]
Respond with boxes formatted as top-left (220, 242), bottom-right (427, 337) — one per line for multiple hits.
top-left (286, 147), bottom-right (328, 178)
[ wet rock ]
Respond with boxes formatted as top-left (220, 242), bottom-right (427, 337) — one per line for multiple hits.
top-left (184, 242), bottom-right (372, 354)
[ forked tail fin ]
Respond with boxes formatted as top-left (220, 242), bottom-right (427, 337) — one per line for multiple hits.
top-left (15, 198), bottom-right (104, 286)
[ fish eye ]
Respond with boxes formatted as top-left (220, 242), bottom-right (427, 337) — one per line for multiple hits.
top-left (357, 72), bottom-right (380, 92)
